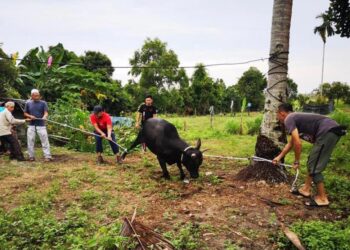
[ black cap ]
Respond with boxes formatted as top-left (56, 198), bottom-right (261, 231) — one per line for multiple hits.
top-left (93, 105), bottom-right (104, 114)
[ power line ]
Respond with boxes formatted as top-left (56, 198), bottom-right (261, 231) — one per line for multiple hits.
top-left (0, 56), bottom-right (269, 69)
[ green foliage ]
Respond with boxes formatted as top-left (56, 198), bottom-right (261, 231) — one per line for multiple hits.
top-left (325, 174), bottom-right (350, 211)
top-left (330, 110), bottom-right (350, 127)
top-left (129, 37), bottom-right (182, 89)
top-left (80, 50), bottom-right (114, 79)
top-left (323, 0), bottom-right (350, 38)
top-left (189, 64), bottom-right (218, 115)
top-left (320, 82), bottom-right (350, 103)
top-left (236, 67), bottom-right (267, 110)
top-left (0, 205), bottom-right (134, 249)
top-left (276, 217), bottom-right (350, 250)
top-left (0, 48), bottom-right (20, 97)
top-left (49, 96), bottom-right (96, 152)
top-left (164, 223), bottom-right (203, 250)
top-left (225, 120), bottom-right (241, 135)
top-left (247, 116), bottom-right (262, 135)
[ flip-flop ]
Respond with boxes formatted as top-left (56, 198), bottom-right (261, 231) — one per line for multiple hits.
top-left (290, 189), bottom-right (311, 198)
top-left (305, 197), bottom-right (329, 207)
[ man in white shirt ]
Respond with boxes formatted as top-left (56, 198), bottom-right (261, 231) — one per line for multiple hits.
top-left (0, 102), bottom-right (29, 161)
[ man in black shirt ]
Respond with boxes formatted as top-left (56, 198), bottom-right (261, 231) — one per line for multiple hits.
top-left (135, 95), bottom-right (157, 129)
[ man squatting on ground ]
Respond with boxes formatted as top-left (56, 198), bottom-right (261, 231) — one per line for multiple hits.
top-left (273, 103), bottom-right (345, 207)
top-left (24, 89), bottom-right (52, 162)
top-left (0, 102), bottom-right (29, 161)
top-left (90, 105), bottom-right (122, 164)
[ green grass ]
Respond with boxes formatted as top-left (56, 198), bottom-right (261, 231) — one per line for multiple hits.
top-left (1, 107), bottom-right (350, 249)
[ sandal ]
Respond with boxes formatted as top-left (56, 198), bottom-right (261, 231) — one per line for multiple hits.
top-left (290, 189), bottom-right (311, 198)
top-left (305, 197), bottom-right (329, 207)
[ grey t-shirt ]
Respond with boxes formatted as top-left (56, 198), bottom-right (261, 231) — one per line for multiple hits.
top-left (24, 100), bottom-right (48, 126)
top-left (284, 112), bottom-right (338, 143)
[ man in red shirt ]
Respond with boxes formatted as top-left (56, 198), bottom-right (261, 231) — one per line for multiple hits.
top-left (90, 105), bottom-right (122, 164)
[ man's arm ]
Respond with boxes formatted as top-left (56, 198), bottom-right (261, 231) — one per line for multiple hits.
top-left (5, 111), bottom-right (26, 125)
top-left (273, 137), bottom-right (294, 163)
top-left (290, 128), bottom-right (302, 166)
top-left (24, 112), bottom-right (36, 120)
top-left (93, 124), bottom-right (106, 138)
top-left (42, 111), bottom-right (48, 120)
top-left (106, 124), bottom-right (112, 140)
top-left (135, 112), bottom-right (141, 128)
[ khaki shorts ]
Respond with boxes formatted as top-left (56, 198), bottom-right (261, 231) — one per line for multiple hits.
top-left (307, 132), bottom-right (340, 183)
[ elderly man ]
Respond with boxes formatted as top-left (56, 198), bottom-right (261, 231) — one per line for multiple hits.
top-left (24, 89), bottom-right (52, 162)
top-left (0, 102), bottom-right (28, 161)
top-left (273, 103), bottom-right (345, 207)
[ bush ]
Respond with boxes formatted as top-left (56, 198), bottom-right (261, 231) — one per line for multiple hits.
top-left (276, 217), bottom-right (350, 250)
top-left (225, 120), bottom-right (241, 135)
top-left (48, 96), bottom-right (137, 153)
top-left (0, 205), bottom-right (134, 249)
top-left (247, 116), bottom-right (262, 135)
top-left (330, 110), bottom-right (350, 128)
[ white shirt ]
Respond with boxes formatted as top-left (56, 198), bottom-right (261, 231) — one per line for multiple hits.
top-left (0, 109), bottom-right (25, 136)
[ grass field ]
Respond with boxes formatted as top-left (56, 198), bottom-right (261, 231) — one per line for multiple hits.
top-left (0, 109), bottom-right (349, 249)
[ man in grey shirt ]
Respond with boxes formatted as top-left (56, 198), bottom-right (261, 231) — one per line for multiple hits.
top-left (24, 89), bottom-right (52, 162)
top-left (273, 103), bottom-right (343, 207)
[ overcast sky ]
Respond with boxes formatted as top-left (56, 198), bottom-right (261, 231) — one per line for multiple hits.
top-left (1, 0), bottom-right (349, 93)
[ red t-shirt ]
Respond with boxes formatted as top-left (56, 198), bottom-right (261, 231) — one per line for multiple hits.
top-left (90, 112), bottom-right (112, 130)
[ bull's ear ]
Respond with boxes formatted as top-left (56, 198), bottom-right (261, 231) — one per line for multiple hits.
top-left (196, 138), bottom-right (201, 150)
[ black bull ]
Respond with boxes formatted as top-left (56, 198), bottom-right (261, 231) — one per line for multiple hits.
top-left (121, 118), bottom-right (204, 179)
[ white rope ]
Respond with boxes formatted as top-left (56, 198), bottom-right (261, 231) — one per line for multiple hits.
top-left (36, 118), bottom-right (128, 152)
top-left (204, 154), bottom-right (299, 190)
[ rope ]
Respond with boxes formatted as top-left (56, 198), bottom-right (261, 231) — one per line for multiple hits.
top-left (204, 154), bottom-right (299, 190)
top-left (36, 118), bottom-right (128, 152)
top-left (2, 56), bottom-right (269, 69)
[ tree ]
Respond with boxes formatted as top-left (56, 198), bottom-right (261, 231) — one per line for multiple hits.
top-left (238, 0), bottom-right (293, 183)
top-left (129, 38), bottom-right (182, 90)
top-left (0, 48), bottom-right (20, 97)
top-left (287, 77), bottom-right (298, 100)
top-left (325, 0), bottom-right (350, 38)
top-left (235, 67), bottom-right (267, 110)
top-left (80, 51), bottom-right (114, 80)
top-left (189, 64), bottom-right (217, 115)
top-left (314, 13), bottom-right (335, 90)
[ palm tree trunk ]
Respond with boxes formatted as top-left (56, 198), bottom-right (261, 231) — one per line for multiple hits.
top-left (320, 42), bottom-right (325, 95)
top-left (237, 0), bottom-right (293, 183)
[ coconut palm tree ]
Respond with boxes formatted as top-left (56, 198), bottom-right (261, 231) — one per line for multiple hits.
top-left (314, 13), bottom-right (335, 94)
top-left (237, 0), bottom-right (293, 183)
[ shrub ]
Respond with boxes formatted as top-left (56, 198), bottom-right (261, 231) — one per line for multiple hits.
top-left (0, 205), bottom-right (134, 249)
top-left (276, 217), bottom-right (350, 250)
top-left (330, 110), bottom-right (350, 128)
top-left (225, 120), bottom-right (241, 135)
top-left (247, 116), bottom-right (262, 135)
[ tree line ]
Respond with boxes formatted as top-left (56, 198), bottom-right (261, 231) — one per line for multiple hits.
top-left (1, 38), bottom-right (297, 116)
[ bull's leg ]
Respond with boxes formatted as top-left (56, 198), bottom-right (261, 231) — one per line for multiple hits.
top-left (177, 161), bottom-right (186, 180)
top-left (121, 131), bottom-right (143, 160)
top-left (157, 156), bottom-right (170, 180)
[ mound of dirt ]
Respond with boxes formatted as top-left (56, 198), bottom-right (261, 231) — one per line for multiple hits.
top-left (236, 134), bottom-right (289, 184)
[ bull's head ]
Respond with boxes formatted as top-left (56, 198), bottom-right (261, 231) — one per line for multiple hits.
top-left (182, 139), bottom-right (204, 178)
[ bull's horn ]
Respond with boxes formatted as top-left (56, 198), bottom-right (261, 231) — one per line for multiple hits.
top-left (196, 138), bottom-right (201, 150)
